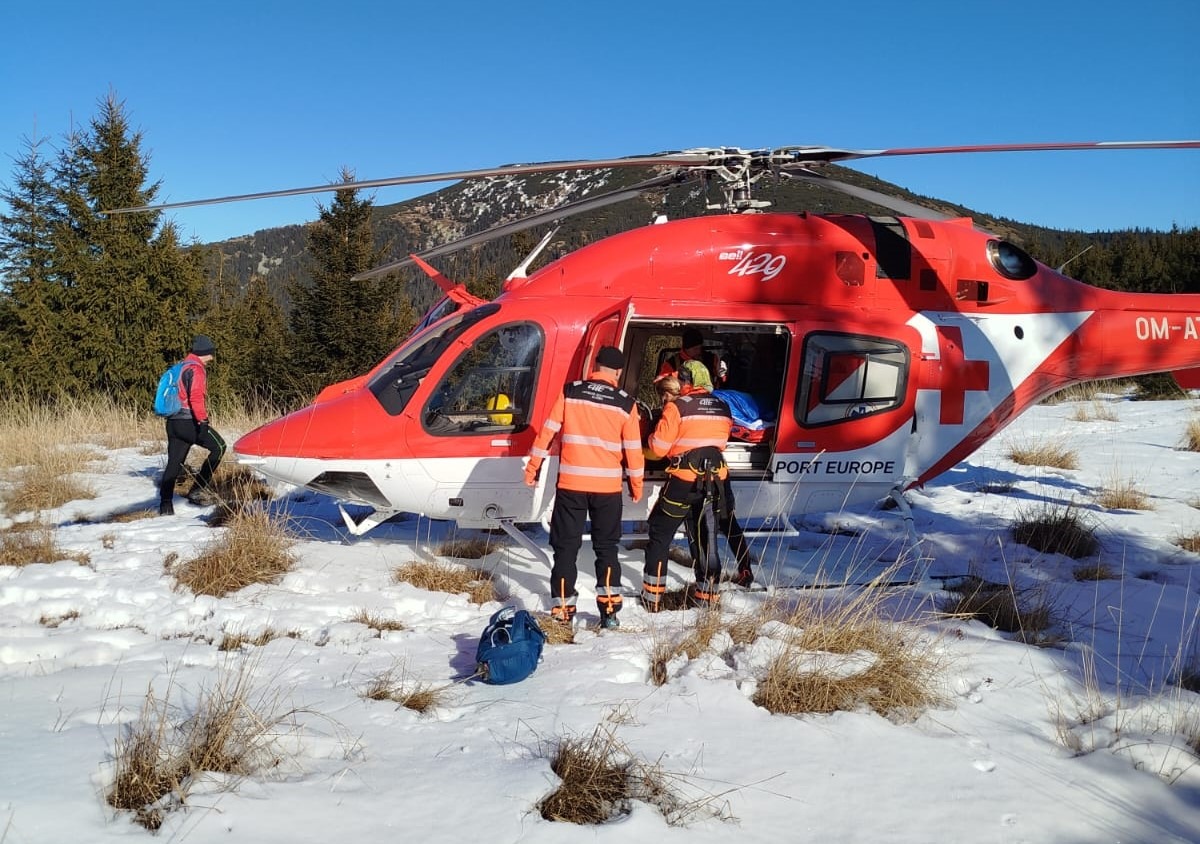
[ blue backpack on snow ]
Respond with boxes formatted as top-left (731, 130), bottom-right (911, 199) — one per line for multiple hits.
top-left (475, 607), bottom-right (546, 684)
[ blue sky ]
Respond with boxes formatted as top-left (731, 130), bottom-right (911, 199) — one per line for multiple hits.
top-left (2, 0), bottom-right (1197, 244)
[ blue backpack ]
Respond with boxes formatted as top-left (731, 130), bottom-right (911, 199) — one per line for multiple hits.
top-left (475, 607), bottom-right (546, 684)
top-left (153, 361), bottom-right (194, 417)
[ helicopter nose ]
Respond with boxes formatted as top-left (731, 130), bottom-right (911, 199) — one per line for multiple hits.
top-left (234, 388), bottom-right (401, 468)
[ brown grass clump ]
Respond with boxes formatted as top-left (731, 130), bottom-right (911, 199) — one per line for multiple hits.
top-left (107, 508), bottom-right (158, 523)
top-left (1174, 533), bottom-right (1200, 554)
top-left (217, 629), bottom-right (293, 651)
top-left (1007, 440), bottom-right (1078, 470)
top-left (0, 523), bottom-right (90, 567)
top-left (106, 661), bottom-right (299, 831)
top-left (1182, 417), bottom-right (1200, 453)
top-left (648, 607), bottom-right (728, 685)
top-left (1068, 401), bottom-right (1118, 423)
top-left (938, 578), bottom-right (1058, 644)
top-left (349, 609), bottom-right (406, 634)
top-left (39, 609), bottom-right (81, 627)
top-left (436, 535), bottom-right (499, 559)
top-left (1011, 503), bottom-right (1099, 559)
top-left (393, 560), bottom-right (496, 604)
top-left (1095, 478), bottom-right (1153, 511)
top-left (361, 666), bottom-right (454, 714)
top-left (2, 458), bottom-right (97, 514)
top-left (538, 725), bottom-right (634, 824)
top-left (1072, 563), bottom-right (1121, 581)
top-left (534, 613), bottom-right (577, 645)
top-left (751, 593), bottom-right (942, 719)
top-left (173, 508), bottom-right (296, 597)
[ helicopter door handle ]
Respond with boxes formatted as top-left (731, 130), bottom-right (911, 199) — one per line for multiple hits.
top-left (490, 438), bottom-right (511, 447)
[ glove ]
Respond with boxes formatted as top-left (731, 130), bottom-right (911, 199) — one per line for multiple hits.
top-left (196, 420), bottom-right (210, 438)
top-left (524, 458), bottom-right (540, 487)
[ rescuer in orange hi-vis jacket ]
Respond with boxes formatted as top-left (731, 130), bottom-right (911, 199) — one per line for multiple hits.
top-left (641, 359), bottom-right (733, 611)
top-left (525, 346), bottom-right (644, 629)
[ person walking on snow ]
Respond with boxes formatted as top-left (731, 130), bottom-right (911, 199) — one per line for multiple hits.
top-left (525, 346), bottom-right (644, 628)
top-left (158, 335), bottom-right (226, 515)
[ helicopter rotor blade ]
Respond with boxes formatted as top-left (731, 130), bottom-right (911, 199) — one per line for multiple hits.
top-left (350, 170), bottom-right (688, 281)
top-left (781, 170), bottom-right (963, 221)
top-left (104, 153), bottom-right (710, 215)
top-left (774, 139), bottom-right (1200, 166)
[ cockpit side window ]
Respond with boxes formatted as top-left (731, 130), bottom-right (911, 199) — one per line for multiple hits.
top-left (422, 321), bottom-right (543, 436)
top-left (368, 303), bottom-right (500, 416)
top-left (798, 332), bottom-right (908, 426)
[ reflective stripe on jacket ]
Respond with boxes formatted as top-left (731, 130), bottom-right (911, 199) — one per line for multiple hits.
top-left (528, 371), bottom-right (645, 495)
top-left (648, 390), bottom-right (732, 481)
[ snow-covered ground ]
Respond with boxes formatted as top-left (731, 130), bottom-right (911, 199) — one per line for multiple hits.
top-left (2, 397), bottom-right (1199, 843)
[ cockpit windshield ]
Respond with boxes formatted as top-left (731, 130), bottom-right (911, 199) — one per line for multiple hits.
top-left (368, 303), bottom-right (500, 416)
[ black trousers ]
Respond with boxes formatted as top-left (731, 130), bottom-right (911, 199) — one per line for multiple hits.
top-left (548, 489), bottom-right (624, 614)
top-left (159, 418), bottom-right (226, 504)
top-left (644, 474), bottom-right (723, 585)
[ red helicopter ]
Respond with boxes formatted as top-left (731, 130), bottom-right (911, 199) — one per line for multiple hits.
top-left (115, 142), bottom-right (1200, 543)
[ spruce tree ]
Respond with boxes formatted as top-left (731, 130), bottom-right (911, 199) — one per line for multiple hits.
top-left (289, 169), bottom-right (414, 397)
top-left (0, 133), bottom-right (62, 391)
top-left (46, 93), bottom-right (207, 402)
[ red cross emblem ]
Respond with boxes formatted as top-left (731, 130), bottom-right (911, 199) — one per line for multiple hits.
top-left (935, 326), bottom-right (990, 425)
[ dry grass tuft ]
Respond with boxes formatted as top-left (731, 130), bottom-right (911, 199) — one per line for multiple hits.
top-left (393, 560), bottom-right (497, 604)
top-left (1182, 418), bottom-right (1200, 453)
top-left (106, 661), bottom-right (299, 830)
top-left (2, 459), bottom-right (97, 514)
top-left (173, 508), bottom-right (296, 597)
top-left (1068, 401), bottom-right (1118, 423)
top-left (1072, 563), bottom-right (1121, 581)
top-left (538, 725), bottom-right (633, 824)
top-left (361, 666), bottom-right (454, 714)
top-left (751, 590), bottom-right (942, 719)
top-left (1174, 533), bottom-right (1200, 554)
top-left (217, 629), bottom-right (292, 651)
top-left (534, 613), bottom-right (577, 645)
top-left (1007, 440), bottom-right (1078, 470)
top-left (1011, 503), bottom-right (1099, 559)
top-left (39, 609), bottom-right (80, 627)
top-left (938, 578), bottom-right (1058, 643)
top-left (107, 508), bottom-right (158, 523)
top-left (1096, 477), bottom-right (1153, 511)
top-left (349, 609), bottom-right (406, 634)
top-left (436, 536), bottom-right (500, 559)
top-left (205, 463), bottom-right (274, 505)
top-left (0, 523), bottom-right (90, 567)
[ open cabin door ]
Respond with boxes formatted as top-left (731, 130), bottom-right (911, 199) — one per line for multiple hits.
top-left (581, 298), bottom-right (635, 376)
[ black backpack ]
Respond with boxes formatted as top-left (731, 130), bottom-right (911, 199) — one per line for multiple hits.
top-left (475, 607), bottom-right (546, 684)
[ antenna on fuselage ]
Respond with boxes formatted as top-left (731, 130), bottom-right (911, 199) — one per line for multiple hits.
top-left (1057, 244), bottom-right (1094, 273)
top-left (506, 226), bottom-right (559, 281)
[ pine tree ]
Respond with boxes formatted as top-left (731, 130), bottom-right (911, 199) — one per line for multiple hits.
top-left (289, 169), bottom-right (414, 396)
top-left (46, 93), bottom-right (207, 402)
top-left (0, 133), bottom-right (62, 391)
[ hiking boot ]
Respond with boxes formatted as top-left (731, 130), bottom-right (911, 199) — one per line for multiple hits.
top-left (600, 613), bottom-right (620, 630)
top-left (187, 487), bottom-right (217, 506)
top-left (549, 605), bottom-right (576, 627)
top-left (732, 568), bottom-right (754, 588)
top-left (639, 595), bottom-right (661, 613)
top-left (687, 582), bottom-right (721, 609)
top-left (158, 500), bottom-right (174, 516)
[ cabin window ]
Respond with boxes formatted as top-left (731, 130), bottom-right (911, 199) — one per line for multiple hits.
top-left (797, 332), bottom-right (908, 426)
top-left (422, 321), bottom-right (543, 435)
top-left (368, 303), bottom-right (500, 416)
